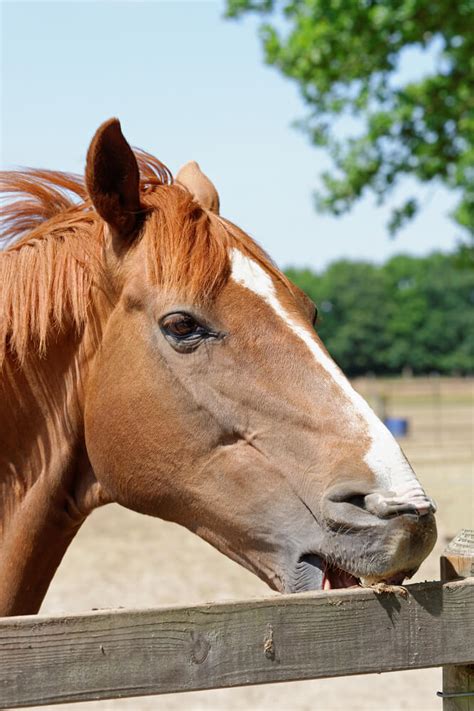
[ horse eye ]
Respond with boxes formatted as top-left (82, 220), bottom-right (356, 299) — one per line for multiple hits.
top-left (161, 313), bottom-right (201, 339)
top-left (312, 305), bottom-right (318, 327)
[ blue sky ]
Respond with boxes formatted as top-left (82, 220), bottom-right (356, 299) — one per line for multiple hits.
top-left (1, 0), bottom-right (460, 270)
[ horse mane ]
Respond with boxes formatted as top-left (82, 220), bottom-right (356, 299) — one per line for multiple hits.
top-left (1, 149), bottom-right (283, 367)
top-left (0, 151), bottom-right (171, 365)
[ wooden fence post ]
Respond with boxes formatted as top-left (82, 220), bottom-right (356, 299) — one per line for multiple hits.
top-left (440, 529), bottom-right (474, 710)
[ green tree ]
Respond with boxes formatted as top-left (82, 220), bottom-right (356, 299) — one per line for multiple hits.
top-left (227, 0), bottom-right (474, 239)
top-left (383, 253), bottom-right (474, 372)
top-left (287, 260), bottom-right (392, 375)
top-left (286, 252), bottom-right (474, 375)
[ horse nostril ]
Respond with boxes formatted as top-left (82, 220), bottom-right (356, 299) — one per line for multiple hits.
top-left (321, 483), bottom-right (380, 529)
top-left (324, 483), bottom-right (374, 508)
top-left (344, 495), bottom-right (366, 510)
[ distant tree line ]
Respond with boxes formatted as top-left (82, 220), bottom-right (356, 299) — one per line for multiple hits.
top-left (286, 252), bottom-right (474, 376)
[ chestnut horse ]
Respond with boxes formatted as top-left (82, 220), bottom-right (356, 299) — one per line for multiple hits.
top-left (0, 119), bottom-right (436, 616)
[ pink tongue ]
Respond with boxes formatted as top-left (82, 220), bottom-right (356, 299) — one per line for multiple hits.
top-left (323, 567), bottom-right (359, 590)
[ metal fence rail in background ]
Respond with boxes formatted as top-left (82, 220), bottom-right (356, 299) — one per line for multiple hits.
top-left (0, 531), bottom-right (472, 710)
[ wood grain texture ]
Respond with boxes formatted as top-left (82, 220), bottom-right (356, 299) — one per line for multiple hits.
top-left (441, 530), bottom-right (474, 711)
top-left (0, 578), bottom-right (473, 709)
top-left (441, 665), bottom-right (474, 711)
top-left (441, 530), bottom-right (474, 581)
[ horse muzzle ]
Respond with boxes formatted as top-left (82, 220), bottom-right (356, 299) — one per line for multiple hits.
top-left (281, 483), bottom-right (437, 594)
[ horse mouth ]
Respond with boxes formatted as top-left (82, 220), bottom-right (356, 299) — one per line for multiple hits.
top-left (292, 553), bottom-right (411, 592)
top-left (322, 563), bottom-right (360, 590)
top-left (292, 554), bottom-right (358, 592)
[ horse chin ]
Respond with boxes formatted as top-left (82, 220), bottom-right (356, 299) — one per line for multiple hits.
top-left (290, 554), bottom-right (360, 592)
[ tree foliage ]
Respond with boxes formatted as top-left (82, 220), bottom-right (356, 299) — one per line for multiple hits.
top-left (286, 252), bottom-right (474, 375)
top-left (227, 0), bottom-right (474, 238)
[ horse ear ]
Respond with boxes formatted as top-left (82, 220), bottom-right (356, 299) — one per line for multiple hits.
top-left (86, 118), bottom-right (141, 238)
top-left (176, 161), bottom-right (220, 214)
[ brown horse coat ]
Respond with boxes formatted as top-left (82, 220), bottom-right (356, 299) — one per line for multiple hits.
top-left (0, 119), bottom-right (436, 615)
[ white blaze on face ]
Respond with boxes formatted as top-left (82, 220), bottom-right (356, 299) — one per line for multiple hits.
top-left (230, 249), bottom-right (433, 515)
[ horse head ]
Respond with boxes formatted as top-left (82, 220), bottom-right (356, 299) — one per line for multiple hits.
top-left (84, 118), bottom-right (436, 593)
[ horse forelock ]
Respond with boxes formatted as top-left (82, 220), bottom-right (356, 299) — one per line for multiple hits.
top-left (141, 186), bottom-right (292, 306)
top-left (0, 151), bottom-right (283, 367)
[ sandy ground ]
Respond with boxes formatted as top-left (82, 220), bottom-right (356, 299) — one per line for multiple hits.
top-left (36, 378), bottom-right (473, 711)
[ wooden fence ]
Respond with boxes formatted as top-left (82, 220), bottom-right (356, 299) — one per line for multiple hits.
top-left (1, 530), bottom-right (472, 710)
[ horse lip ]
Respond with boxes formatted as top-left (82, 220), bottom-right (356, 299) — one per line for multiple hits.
top-left (289, 553), bottom-right (360, 592)
top-left (289, 553), bottom-right (325, 592)
top-left (282, 507), bottom-right (436, 593)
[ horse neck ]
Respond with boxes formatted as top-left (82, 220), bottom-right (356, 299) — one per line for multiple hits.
top-left (0, 315), bottom-right (107, 616)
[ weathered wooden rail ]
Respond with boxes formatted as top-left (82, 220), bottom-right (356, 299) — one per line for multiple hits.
top-left (0, 531), bottom-right (472, 710)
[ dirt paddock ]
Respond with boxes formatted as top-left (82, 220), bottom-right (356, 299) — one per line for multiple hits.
top-left (38, 377), bottom-right (473, 711)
